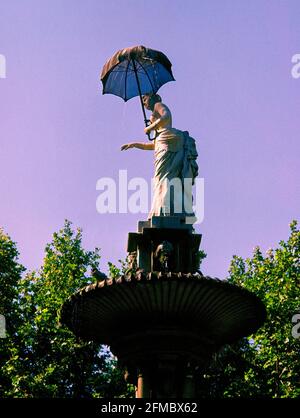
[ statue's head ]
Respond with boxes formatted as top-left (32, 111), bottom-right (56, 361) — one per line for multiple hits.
top-left (142, 93), bottom-right (162, 110)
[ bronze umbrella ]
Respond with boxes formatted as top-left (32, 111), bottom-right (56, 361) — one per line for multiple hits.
top-left (100, 45), bottom-right (175, 139)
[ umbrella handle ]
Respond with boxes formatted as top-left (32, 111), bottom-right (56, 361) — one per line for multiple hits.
top-left (145, 119), bottom-right (157, 141)
top-left (148, 130), bottom-right (158, 141)
top-left (131, 60), bottom-right (156, 142)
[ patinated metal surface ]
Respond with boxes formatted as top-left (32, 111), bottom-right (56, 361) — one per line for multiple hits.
top-left (61, 272), bottom-right (266, 350)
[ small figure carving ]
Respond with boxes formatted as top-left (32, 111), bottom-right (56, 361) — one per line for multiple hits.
top-left (125, 251), bottom-right (138, 275)
top-left (192, 250), bottom-right (207, 274)
top-left (154, 240), bottom-right (174, 272)
top-left (91, 266), bottom-right (107, 281)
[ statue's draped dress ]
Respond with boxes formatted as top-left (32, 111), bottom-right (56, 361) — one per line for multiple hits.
top-left (148, 127), bottom-right (195, 220)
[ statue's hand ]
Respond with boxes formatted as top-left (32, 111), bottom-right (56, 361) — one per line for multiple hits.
top-left (144, 126), bottom-right (151, 135)
top-left (121, 143), bottom-right (133, 151)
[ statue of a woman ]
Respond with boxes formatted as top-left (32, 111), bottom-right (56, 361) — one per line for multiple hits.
top-left (121, 93), bottom-right (198, 222)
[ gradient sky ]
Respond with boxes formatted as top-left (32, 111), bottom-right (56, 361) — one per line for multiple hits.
top-left (0, 0), bottom-right (299, 278)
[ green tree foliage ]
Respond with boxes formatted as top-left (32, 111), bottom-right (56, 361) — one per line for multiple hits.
top-left (0, 228), bottom-right (25, 396)
top-left (199, 220), bottom-right (300, 398)
top-left (0, 221), bottom-right (131, 398)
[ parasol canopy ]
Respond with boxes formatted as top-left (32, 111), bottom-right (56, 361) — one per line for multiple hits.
top-left (100, 45), bottom-right (175, 139)
top-left (100, 45), bottom-right (175, 101)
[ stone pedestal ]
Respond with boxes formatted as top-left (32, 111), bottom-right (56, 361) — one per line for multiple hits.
top-left (127, 216), bottom-right (201, 273)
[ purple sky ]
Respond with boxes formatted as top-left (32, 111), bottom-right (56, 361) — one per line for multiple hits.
top-left (0, 0), bottom-right (299, 278)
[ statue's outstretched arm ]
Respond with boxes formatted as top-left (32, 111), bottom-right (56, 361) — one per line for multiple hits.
top-left (121, 142), bottom-right (154, 151)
